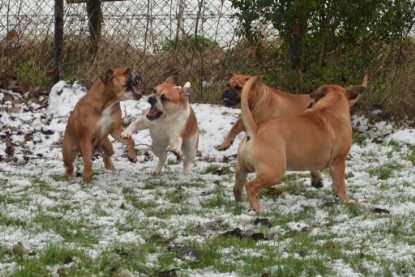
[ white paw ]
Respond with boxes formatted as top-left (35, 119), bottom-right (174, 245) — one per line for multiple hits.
top-left (121, 130), bottom-right (133, 139)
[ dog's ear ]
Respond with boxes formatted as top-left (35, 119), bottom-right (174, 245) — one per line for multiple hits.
top-left (223, 73), bottom-right (233, 83)
top-left (345, 85), bottom-right (366, 100)
top-left (182, 82), bottom-right (191, 100)
top-left (310, 86), bottom-right (328, 100)
top-left (165, 75), bottom-right (179, 85)
top-left (346, 85), bottom-right (366, 107)
top-left (101, 69), bottom-right (114, 85)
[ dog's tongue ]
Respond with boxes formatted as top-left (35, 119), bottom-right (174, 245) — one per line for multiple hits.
top-left (147, 107), bottom-right (159, 117)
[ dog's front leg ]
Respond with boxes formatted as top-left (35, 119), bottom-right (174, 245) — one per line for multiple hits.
top-left (79, 137), bottom-right (93, 182)
top-left (310, 170), bottom-right (324, 188)
top-left (121, 114), bottom-right (148, 139)
top-left (151, 142), bottom-right (167, 175)
top-left (217, 118), bottom-right (245, 151)
top-left (111, 126), bottom-right (137, 163)
top-left (169, 135), bottom-right (183, 158)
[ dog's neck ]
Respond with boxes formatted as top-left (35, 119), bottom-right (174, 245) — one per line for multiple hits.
top-left (86, 80), bottom-right (120, 110)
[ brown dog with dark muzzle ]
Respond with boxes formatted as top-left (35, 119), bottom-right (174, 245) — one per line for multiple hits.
top-left (62, 67), bottom-right (142, 182)
top-left (220, 73), bottom-right (368, 190)
top-left (234, 76), bottom-right (366, 212)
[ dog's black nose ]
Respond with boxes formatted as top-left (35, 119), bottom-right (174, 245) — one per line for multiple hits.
top-left (148, 95), bottom-right (156, 105)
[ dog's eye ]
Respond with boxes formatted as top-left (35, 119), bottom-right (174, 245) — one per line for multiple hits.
top-left (235, 85), bottom-right (242, 90)
top-left (160, 94), bottom-right (169, 102)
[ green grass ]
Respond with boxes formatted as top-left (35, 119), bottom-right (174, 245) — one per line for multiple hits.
top-left (1, 143), bottom-right (415, 276)
top-left (367, 162), bottom-right (404, 180)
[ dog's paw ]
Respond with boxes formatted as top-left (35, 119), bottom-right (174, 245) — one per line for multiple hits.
top-left (170, 147), bottom-right (183, 160)
top-left (311, 179), bottom-right (324, 189)
top-left (216, 141), bottom-right (232, 151)
top-left (121, 130), bottom-right (133, 139)
top-left (128, 156), bottom-right (137, 163)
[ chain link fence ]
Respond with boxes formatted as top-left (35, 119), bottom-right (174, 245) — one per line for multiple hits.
top-left (1, 0), bottom-right (278, 102)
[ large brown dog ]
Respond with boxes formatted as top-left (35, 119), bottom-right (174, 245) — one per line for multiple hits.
top-left (62, 68), bottom-right (142, 182)
top-left (220, 73), bottom-right (367, 150)
top-left (234, 77), bottom-right (366, 212)
top-left (220, 73), bottom-right (368, 189)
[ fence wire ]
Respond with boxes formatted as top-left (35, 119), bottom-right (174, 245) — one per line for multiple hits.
top-left (0, 0), bottom-right (278, 102)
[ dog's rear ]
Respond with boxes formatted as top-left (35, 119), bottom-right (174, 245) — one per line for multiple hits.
top-left (235, 77), bottom-right (366, 211)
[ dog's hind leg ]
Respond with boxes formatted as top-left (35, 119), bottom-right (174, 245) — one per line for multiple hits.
top-left (310, 170), bottom-right (324, 188)
top-left (111, 126), bottom-right (137, 163)
top-left (182, 136), bottom-right (198, 175)
top-left (101, 137), bottom-right (115, 171)
top-left (329, 159), bottom-right (348, 201)
top-left (233, 161), bottom-right (248, 202)
top-left (245, 166), bottom-right (284, 212)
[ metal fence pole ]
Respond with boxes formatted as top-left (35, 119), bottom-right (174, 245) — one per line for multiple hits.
top-left (54, 0), bottom-right (64, 83)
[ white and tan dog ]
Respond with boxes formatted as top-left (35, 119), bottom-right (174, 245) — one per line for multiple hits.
top-left (121, 76), bottom-right (199, 175)
top-left (234, 76), bottom-right (366, 212)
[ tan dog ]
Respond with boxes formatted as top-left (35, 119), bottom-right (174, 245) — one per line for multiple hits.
top-left (121, 76), bottom-right (199, 175)
top-left (234, 77), bottom-right (366, 212)
top-left (62, 68), bottom-right (142, 182)
top-left (220, 73), bottom-right (367, 150)
top-left (220, 73), bottom-right (368, 189)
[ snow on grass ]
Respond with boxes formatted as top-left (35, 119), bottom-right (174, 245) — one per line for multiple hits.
top-left (0, 81), bottom-right (415, 276)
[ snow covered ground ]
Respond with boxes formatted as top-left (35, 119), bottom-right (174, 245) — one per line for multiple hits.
top-left (0, 81), bottom-right (415, 276)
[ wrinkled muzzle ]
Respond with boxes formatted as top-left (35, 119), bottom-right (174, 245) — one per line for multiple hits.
top-left (146, 95), bottom-right (163, 121)
top-left (222, 87), bottom-right (241, 107)
top-left (125, 69), bottom-right (143, 100)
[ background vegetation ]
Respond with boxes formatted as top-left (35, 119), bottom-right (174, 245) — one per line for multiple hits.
top-left (1, 0), bottom-right (415, 118)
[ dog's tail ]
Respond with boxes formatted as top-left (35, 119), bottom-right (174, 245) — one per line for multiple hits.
top-left (241, 76), bottom-right (258, 136)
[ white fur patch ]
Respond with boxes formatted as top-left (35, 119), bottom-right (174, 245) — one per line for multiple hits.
top-left (183, 82), bottom-right (191, 88)
top-left (97, 103), bottom-right (116, 137)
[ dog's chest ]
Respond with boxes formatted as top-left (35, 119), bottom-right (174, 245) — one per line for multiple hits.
top-left (150, 122), bottom-right (183, 143)
top-left (97, 103), bottom-right (116, 137)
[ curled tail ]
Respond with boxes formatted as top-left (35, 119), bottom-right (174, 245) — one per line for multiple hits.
top-left (241, 76), bottom-right (258, 136)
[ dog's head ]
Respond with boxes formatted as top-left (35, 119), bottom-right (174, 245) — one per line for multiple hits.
top-left (222, 73), bottom-right (253, 106)
top-left (146, 76), bottom-right (191, 121)
top-left (308, 85), bottom-right (366, 109)
top-left (101, 67), bottom-right (143, 101)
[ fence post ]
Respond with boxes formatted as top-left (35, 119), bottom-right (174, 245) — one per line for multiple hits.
top-left (54, 0), bottom-right (64, 83)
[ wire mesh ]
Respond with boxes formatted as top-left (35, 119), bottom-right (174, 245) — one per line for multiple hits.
top-left (0, 0), bottom-right (278, 102)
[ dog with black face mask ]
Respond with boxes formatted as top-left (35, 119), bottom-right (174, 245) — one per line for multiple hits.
top-left (62, 67), bottom-right (142, 182)
top-left (121, 76), bottom-right (199, 175)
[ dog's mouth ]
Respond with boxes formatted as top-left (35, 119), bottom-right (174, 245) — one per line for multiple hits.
top-left (146, 106), bottom-right (163, 121)
top-left (222, 87), bottom-right (242, 107)
top-left (223, 97), bottom-right (240, 107)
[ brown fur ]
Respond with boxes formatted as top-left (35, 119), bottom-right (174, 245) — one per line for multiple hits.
top-left (62, 67), bottom-right (142, 182)
top-left (234, 76), bottom-right (366, 212)
top-left (219, 73), bottom-right (367, 150)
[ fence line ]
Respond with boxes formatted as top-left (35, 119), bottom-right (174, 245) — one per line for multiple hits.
top-left (1, 0), bottom-right (275, 102)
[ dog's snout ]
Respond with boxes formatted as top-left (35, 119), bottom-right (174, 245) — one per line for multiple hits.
top-left (222, 88), bottom-right (234, 99)
top-left (130, 70), bottom-right (142, 86)
top-left (148, 95), bottom-right (157, 105)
